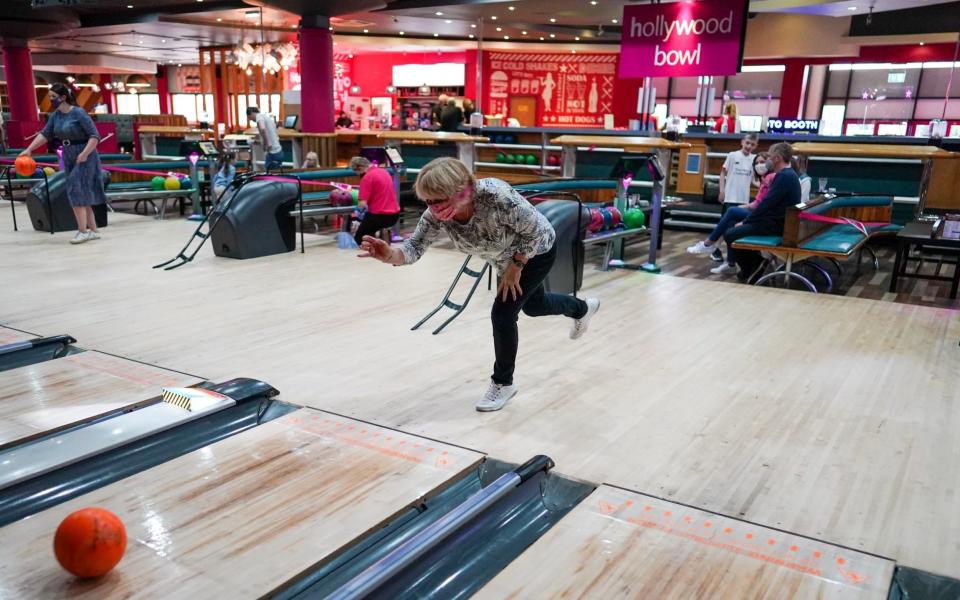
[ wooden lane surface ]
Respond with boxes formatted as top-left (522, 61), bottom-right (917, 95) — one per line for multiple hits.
top-left (0, 352), bottom-right (201, 449)
top-left (0, 327), bottom-right (35, 346)
top-left (792, 142), bottom-right (959, 160)
top-left (138, 126), bottom-right (214, 136)
top-left (0, 408), bottom-right (483, 598)
top-left (550, 134), bottom-right (691, 150)
top-left (476, 485), bottom-right (894, 600)
top-left (2, 203), bottom-right (959, 577)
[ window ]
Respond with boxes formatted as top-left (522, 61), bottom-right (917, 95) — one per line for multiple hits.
top-left (172, 94), bottom-right (198, 123)
top-left (115, 93), bottom-right (160, 115)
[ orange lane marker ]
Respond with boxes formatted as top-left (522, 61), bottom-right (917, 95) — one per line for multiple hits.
top-left (837, 558), bottom-right (846, 565)
top-left (598, 501), bottom-right (618, 515)
top-left (814, 551), bottom-right (823, 558)
top-left (703, 522), bottom-right (712, 528)
top-left (746, 533), bottom-right (754, 540)
top-left (768, 539), bottom-right (777, 546)
top-left (790, 545), bottom-right (799, 552)
top-left (724, 527), bottom-right (732, 534)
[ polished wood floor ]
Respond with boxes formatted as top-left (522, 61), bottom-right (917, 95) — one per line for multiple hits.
top-left (2, 204), bottom-right (959, 580)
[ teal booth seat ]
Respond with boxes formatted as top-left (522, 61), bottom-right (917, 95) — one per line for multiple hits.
top-left (736, 236), bottom-right (783, 247)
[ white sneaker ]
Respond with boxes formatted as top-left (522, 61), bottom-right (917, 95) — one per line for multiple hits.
top-left (476, 382), bottom-right (518, 412)
top-left (710, 263), bottom-right (739, 276)
top-left (570, 298), bottom-right (600, 340)
top-left (686, 240), bottom-right (717, 255)
top-left (87, 231), bottom-right (100, 241)
top-left (69, 231), bottom-right (90, 245)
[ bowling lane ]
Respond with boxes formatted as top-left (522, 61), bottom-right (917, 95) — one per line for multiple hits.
top-left (475, 484), bottom-right (895, 600)
top-left (0, 408), bottom-right (482, 598)
top-left (0, 352), bottom-right (201, 448)
top-left (0, 327), bottom-right (35, 345)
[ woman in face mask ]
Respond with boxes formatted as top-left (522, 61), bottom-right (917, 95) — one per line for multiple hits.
top-left (19, 82), bottom-right (106, 244)
top-left (746, 152), bottom-right (775, 210)
top-left (358, 157), bottom-right (600, 413)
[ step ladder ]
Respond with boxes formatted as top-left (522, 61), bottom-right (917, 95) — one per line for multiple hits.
top-left (412, 255), bottom-right (492, 335)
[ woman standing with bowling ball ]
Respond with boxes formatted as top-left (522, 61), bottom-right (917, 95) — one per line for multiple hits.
top-left (359, 157), bottom-right (600, 412)
top-left (20, 83), bottom-right (106, 244)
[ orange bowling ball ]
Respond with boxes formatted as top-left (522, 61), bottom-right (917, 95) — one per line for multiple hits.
top-left (14, 155), bottom-right (37, 178)
top-left (53, 508), bottom-right (127, 578)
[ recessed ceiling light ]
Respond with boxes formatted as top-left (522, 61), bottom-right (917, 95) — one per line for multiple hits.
top-left (549, 33), bottom-right (555, 38)
top-left (216, 17), bottom-right (222, 21)
top-left (847, 5), bottom-right (857, 9)
top-left (469, 34), bottom-right (475, 38)
top-left (118, 42), bottom-right (123, 45)
top-left (491, 15), bottom-right (497, 20)
top-left (434, 32), bottom-right (439, 37)
top-left (471, 23), bottom-right (477, 28)
top-left (575, 36), bottom-right (580, 40)
top-left (399, 31), bottom-right (405, 35)
top-left (572, 50), bottom-right (576, 54)
top-left (178, 63), bottom-right (182, 66)
top-left (590, 0), bottom-right (597, 4)
top-left (333, 41), bottom-right (337, 45)
top-left (348, 53), bottom-right (353, 58)
top-left (522, 30), bottom-right (527, 35)
top-left (496, 26), bottom-right (502, 31)
top-left (539, 36), bottom-right (544, 40)
top-left (509, 6), bottom-right (515, 10)
top-left (435, 11), bottom-right (443, 15)
top-left (919, 41), bottom-right (925, 45)
top-left (550, 18), bottom-right (556, 23)
top-left (161, 39), bottom-right (166, 42)
top-left (445, 19), bottom-right (452, 23)
top-left (126, 4), bottom-right (133, 8)
top-left (138, 40), bottom-right (143, 44)
top-left (504, 35), bottom-right (509, 39)
top-left (363, 29), bottom-right (369, 33)
top-left (612, 19), bottom-right (618, 23)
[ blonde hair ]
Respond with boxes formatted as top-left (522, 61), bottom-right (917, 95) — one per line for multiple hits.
top-left (349, 156), bottom-right (371, 170)
top-left (723, 102), bottom-right (738, 118)
top-left (414, 157), bottom-right (474, 200)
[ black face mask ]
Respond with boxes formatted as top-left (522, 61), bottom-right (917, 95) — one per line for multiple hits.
top-left (51, 96), bottom-right (64, 109)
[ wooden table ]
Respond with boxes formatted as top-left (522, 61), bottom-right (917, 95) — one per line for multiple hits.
top-left (476, 484), bottom-right (895, 600)
top-left (0, 352), bottom-right (200, 449)
top-left (889, 220), bottom-right (960, 299)
top-left (0, 408), bottom-right (482, 598)
top-left (136, 126), bottom-right (214, 161)
top-left (378, 130), bottom-right (489, 172)
top-left (550, 134), bottom-right (690, 179)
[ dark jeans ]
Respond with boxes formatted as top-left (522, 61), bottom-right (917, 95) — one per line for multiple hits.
top-left (709, 205), bottom-right (750, 243)
top-left (724, 222), bottom-right (774, 281)
top-left (491, 243), bottom-right (588, 386)
top-left (265, 151), bottom-right (284, 171)
top-left (354, 212), bottom-right (400, 245)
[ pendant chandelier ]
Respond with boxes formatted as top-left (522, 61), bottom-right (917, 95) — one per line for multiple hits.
top-left (232, 42), bottom-right (298, 76)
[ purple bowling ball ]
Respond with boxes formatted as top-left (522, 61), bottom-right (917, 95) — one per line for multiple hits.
top-left (330, 188), bottom-right (354, 206)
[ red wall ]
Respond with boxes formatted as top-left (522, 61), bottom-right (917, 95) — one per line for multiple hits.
top-left (351, 51), bottom-right (477, 101)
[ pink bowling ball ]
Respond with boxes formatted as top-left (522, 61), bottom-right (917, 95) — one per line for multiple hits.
top-left (330, 188), bottom-right (354, 206)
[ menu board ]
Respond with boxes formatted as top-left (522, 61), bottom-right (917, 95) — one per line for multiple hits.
top-left (485, 52), bottom-right (618, 128)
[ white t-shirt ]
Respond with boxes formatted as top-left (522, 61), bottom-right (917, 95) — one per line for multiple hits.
top-left (721, 150), bottom-right (755, 205)
top-left (256, 112), bottom-right (282, 154)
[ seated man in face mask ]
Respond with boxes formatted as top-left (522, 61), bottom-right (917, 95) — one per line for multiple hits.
top-left (723, 142), bottom-right (802, 283)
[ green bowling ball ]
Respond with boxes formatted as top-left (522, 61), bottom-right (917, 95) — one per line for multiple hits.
top-left (506, 154), bottom-right (516, 164)
top-left (151, 175), bottom-right (166, 191)
top-left (525, 154), bottom-right (537, 165)
top-left (623, 208), bottom-right (646, 229)
top-left (496, 153), bottom-right (507, 163)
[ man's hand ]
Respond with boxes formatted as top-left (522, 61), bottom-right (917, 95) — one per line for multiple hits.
top-left (77, 152), bottom-right (89, 164)
top-left (498, 263), bottom-right (523, 302)
top-left (358, 235), bottom-right (394, 263)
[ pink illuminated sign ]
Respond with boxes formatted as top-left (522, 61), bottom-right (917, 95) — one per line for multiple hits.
top-left (619, 0), bottom-right (749, 78)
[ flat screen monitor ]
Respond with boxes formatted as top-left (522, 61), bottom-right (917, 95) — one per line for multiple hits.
top-left (283, 115), bottom-right (298, 129)
top-left (739, 115), bottom-right (763, 132)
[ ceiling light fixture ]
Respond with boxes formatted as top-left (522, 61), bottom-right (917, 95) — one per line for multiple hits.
top-left (522, 30), bottom-right (527, 35)
top-left (435, 11), bottom-right (443, 15)
top-left (445, 19), bottom-right (452, 23)
top-left (504, 35), bottom-right (510, 39)
top-left (399, 31), bottom-right (405, 35)
top-left (847, 5), bottom-right (857, 9)
top-left (496, 26), bottom-right (502, 31)
top-left (572, 50), bottom-right (576, 54)
top-left (491, 16), bottom-right (497, 20)
top-left (363, 29), bottom-right (369, 33)
top-left (434, 32), bottom-right (439, 37)
top-left (126, 4), bottom-right (133, 8)
top-left (549, 33), bottom-right (555, 38)
top-left (216, 17), bottom-right (222, 22)
top-left (508, 5), bottom-right (515, 10)
top-left (539, 36), bottom-right (544, 40)
top-left (550, 18), bottom-right (556, 23)
top-left (161, 39), bottom-right (166, 42)
top-left (469, 34), bottom-right (474, 38)
top-left (471, 23), bottom-right (476, 28)
top-left (611, 19), bottom-right (618, 24)
top-left (575, 36), bottom-right (580, 40)
top-left (590, 0), bottom-right (597, 4)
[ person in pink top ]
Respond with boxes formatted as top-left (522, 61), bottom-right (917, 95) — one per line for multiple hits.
top-left (349, 156), bottom-right (401, 245)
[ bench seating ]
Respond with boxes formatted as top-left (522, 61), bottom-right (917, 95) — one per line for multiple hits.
top-left (732, 195), bottom-right (902, 292)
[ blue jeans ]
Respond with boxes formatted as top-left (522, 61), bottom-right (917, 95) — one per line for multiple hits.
top-left (708, 206), bottom-right (750, 242)
top-left (265, 151), bottom-right (284, 171)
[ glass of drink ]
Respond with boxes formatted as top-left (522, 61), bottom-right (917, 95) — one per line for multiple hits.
top-left (817, 178), bottom-right (828, 193)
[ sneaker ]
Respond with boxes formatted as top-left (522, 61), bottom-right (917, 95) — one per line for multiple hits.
top-left (686, 240), bottom-right (717, 256)
top-left (710, 248), bottom-right (724, 262)
top-left (69, 231), bottom-right (90, 245)
top-left (570, 298), bottom-right (600, 340)
top-left (87, 231), bottom-right (100, 241)
top-left (710, 263), bottom-right (739, 276)
top-left (476, 382), bottom-right (518, 412)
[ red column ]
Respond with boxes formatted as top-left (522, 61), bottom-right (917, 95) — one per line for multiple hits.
top-left (299, 17), bottom-right (334, 133)
top-left (215, 69), bottom-right (228, 134)
top-left (156, 66), bottom-right (171, 114)
top-left (778, 60), bottom-right (807, 119)
top-left (98, 74), bottom-right (116, 113)
top-left (2, 42), bottom-right (43, 149)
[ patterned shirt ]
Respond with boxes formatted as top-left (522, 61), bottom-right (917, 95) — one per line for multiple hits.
top-left (401, 178), bottom-right (555, 274)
